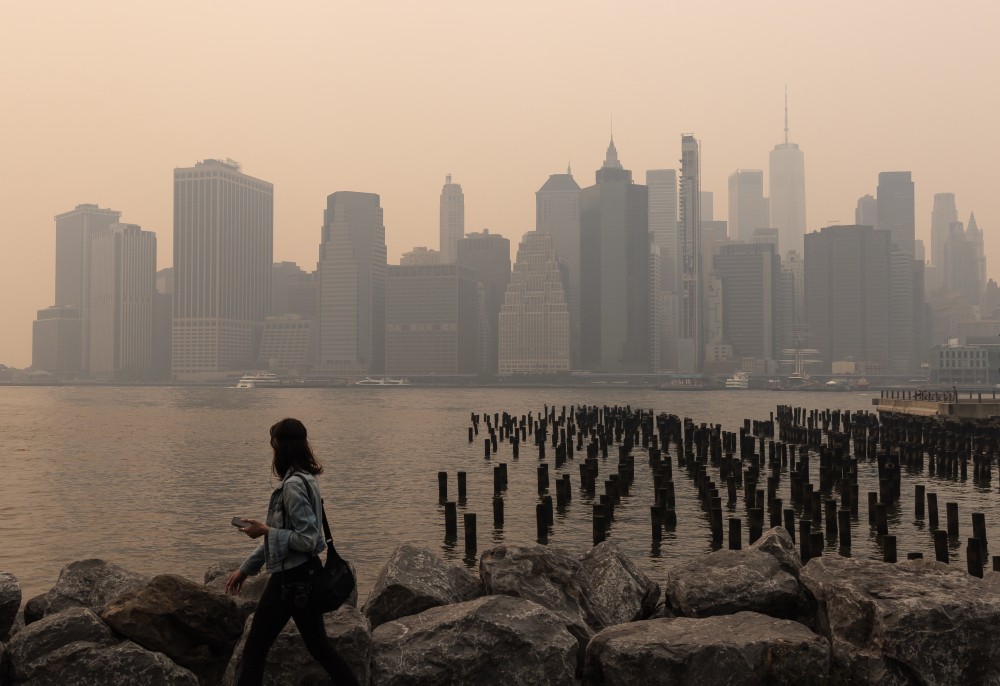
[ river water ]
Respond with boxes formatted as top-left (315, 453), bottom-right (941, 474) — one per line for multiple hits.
top-left (0, 386), bottom-right (994, 602)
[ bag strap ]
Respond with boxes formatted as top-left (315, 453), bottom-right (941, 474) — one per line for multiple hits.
top-left (286, 473), bottom-right (335, 551)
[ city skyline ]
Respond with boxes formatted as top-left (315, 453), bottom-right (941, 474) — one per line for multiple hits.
top-left (2, 2), bottom-right (999, 366)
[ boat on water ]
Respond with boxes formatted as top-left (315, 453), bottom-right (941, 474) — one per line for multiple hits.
top-left (725, 371), bottom-right (750, 390)
top-left (236, 372), bottom-right (283, 389)
top-left (355, 376), bottom-right (411, 386)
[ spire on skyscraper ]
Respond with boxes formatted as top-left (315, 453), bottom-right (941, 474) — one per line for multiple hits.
top-left (603, 136), bottom-right (622, 170)
top-left (784, 85), bottom-right (789, 145)
top-left (968, 212), bottom-right (980, 235)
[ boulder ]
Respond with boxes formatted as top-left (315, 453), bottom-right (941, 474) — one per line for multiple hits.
top-left (0, 572), bottom-right (21, 640)
top-left (749, 526), bottom-right (802, 577)
top-left (3, 607), bottom-right (116, 683)
top-left (101, 574), bottom-right (244, 685)
top-left (577, 542), bottom-right (660, 629)
top-left (479, 544), bottom-right (592, 658)
top-left (665, 549), bottom-right (808, 620)
top-left (222, 605), bottom-right (371, 686)
top-left (204, 561), bottom-right (271, 623)
top-left (371, 595), bottom-right (577, 686)
top-left (23, 559), bottom-right (148, 624)
top-left (14, 640), bottom-right (198, 685)
top-left (801, 555), bottom-right (1000, 685)
top-left (583, 611), bottom-right (831, 686)
top-left (363, 543), bottom-right (483, 628)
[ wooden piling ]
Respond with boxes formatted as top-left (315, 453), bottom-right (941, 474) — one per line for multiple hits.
top-left (457, 471), bottom-right (467, 502)
top-left (946, 502), bottom-right (959, 538)
top-left (493, 496), bottom-right (504, 528)
top-left (444, 502), bottom-right (458, 540)
top-left (438, 471), bottom-right (448, 504)
top-left (883, 535), bottom-right (897, 563)
top-left (933, 529), bottom-right (949, 563)
top-left (838, 509), bottom-right (851, 548)
top-left (914, 484), bottom-right (925, 518)
top-left (729, 517), bottom-right (742, 550)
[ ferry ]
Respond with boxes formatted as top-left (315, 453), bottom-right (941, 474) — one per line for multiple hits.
top-left (355, 376), bottom-right (411, 386)
top-left (725, 371), bottom-right (750, 390)
top-left (236, 372), bottom-right (282, 389)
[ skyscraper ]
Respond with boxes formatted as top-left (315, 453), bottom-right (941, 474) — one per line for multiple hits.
top-left (457, 229), bottom-right (511, 374)
top-left (678, 134), bottom-right (703, 372)
top-left (805, 225), bottom-right (891, 372)
top-left (768, 93), bottom-right (807, 256)
top-left (439, 175), bottom-right (465, 263)
top-left (498, 231), bottom-right (570, 375)
top-left (536, 168), bottom-right (581, 365)
top-left (713, 243), bottom-right (780, 361)
top-left (317, 191), bottom-right (386, 375)
top-left (385, 264), bottom-right (479, 375)
top-left (580, 137), bottom-right (650, 372)
top-left (876, 171), bottom-right (916, 255)
top-left (53, 203), bottom-right (121, 372)
top-left (172, 159), bottom-right (273, 380)
top-left (88, 223), bottom-right (156, 380)
top-left (647, 169), bottom-right (678, 282)
top-left (876, 171), bottom-right (920, 372)
top-left (855, 194), bottom-right (878, 227)
top-left (931, 193), bottom-right (958, 268)
top-left (728, 169), bottom-right (769, 244)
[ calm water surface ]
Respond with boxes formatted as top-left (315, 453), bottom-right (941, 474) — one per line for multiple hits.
top-left (0, 387), bottom-right (993, 602)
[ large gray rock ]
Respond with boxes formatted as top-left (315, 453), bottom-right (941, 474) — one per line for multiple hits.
top-left (222, 605), bottom-right (371, 686)
top-left (577, 542), bottom-right (660, 629)
top-left (479, 544), bottom-right (592, 658)
top-left (749, 526), bottom-right (802, 577)
top-left (371, 595), bottom-right (577, 686)
top-left (3, 607), bottom-right (116, 683)
top-left (23, 560), bottom-right (148, 624)
top-left (0, 572), bottom-right (21, 640)
top-left (101, 574), bottom-right (244, 685)
top-left (13, 640), bottom-right (199, 685)
top-left (583, 611), bottom-right (831, 686)
top-left (204, 560), bottom-right (271, 624)
top-left (363, 544), bottom-right (483, 628)
top-left (801, 555), bottom-right (1000, 685)
top-left (665, 549), bottom-right (808, 620)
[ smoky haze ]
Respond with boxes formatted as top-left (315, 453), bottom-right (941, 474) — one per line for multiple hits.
top-left (1, 1), bottom-right (998, 367)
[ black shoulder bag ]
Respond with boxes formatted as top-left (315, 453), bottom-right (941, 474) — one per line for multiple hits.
top-left (281, 474), bottom-right (356, 613)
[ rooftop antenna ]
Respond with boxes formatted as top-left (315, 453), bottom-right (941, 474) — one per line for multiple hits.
top-left (784, 85), bottom-right (789, 145)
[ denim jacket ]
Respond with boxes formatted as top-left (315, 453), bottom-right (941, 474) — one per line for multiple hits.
top-left (240, 470), bottom-right (327, 576)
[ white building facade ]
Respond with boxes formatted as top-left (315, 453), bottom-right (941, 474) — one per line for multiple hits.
top-left (499, 231), bottom-right (570, 375)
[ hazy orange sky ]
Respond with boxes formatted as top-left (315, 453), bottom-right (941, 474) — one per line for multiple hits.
top-left (2, 1), bottom-right (998, 367)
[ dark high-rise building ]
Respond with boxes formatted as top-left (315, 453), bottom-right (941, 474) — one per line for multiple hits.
top-left (580, 138), bottom-right (650, 372)
top-left (317, 191), bottom-right (386, 375)
top-left (712, 243), bottom-right (780, 360)
top-left (53, 204), bottom-right (121, 373)
top-left (728, 169), bottom-right (768, 244)
top-left (456, 229), bottom-right (511, 374)
top-left (172, 159), bottom-right (273, 380)
top-left (678, 134), bottom-right (703, 372)
top-left (537, 168), bottom-right (582, 366)
top-left (385, 264), bottom-right (479, 375)
top-left (805, 225), bottom-right (891, 372)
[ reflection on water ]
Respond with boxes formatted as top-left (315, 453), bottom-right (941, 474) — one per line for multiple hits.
top-left (0, 387), bottom-right (993, 602)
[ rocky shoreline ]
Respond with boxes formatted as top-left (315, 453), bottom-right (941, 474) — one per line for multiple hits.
top-left (3, 528), bottom-right (1000, 685)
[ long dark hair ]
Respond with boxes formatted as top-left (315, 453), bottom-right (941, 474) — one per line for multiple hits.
top-left (270, 418), bottom-right (323, 479)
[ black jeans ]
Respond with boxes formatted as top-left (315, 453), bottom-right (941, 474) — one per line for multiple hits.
top-left (237, 557), bottom-right (360, 686)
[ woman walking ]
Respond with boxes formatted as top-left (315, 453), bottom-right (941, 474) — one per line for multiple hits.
top-left (226, 418), bottom-right (359, 685)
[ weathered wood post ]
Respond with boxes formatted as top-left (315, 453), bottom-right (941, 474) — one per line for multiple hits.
top-left (933, 529), bottom-right (949, 563)
top-left (946, 502), bottom-right (960, 538)
top-left (444, 501), bottom-right (458, 540)
top-left (729, 517), bottom-right (742, 550)
top-left (438, 471), bottom-right (448, 504)
top-left (493, 496), bottom-right (504, 528)
top-left (457, 471), bottom-right (467, 502)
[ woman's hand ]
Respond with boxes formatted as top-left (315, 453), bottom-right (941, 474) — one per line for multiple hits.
top-left (239, 518), bottom-right (269, 539)
top-left (225, 569), bottom-right (247, 595)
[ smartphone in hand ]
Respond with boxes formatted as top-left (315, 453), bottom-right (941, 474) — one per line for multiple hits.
top-left (231, 517), bottom-right (249, 528)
